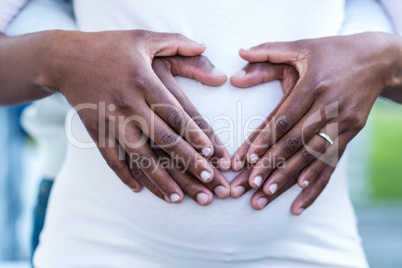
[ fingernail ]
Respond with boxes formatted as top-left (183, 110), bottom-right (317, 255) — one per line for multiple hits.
top-left (170, 193), bottom-right (180, 203)
top-left (233, 186), bottom-right (245, 198)
top-left (232, 70), bottom-right (246, 78)
top-left (253, 176), bottom-right (262, 187)
top-left (202, 147), bottom-right (212, 157)
top-left (269, 183), bottom-right (278, 194)
top-left (214, 185), bottom-right (229, 198)
top-left (164, 196), bottom-right (171, 202)
top-left (220, 158), bottom-right (231, 170)
top-left (213, 68), bottom-right (226, 77)
top-left (297, 208), bottom-right (305, 215)
top-left (302, 180), bottom-right (309, 187)
top-left (201, 170), bottom-right (212, 182)
top-left (256, 197), bottom-right (268, 209)
top-left (250, 153), bottom-right (259, 163)
top-left (233, 160), bottom-right (244, 171)
top-left (197, 192), bottom-right (209, 205)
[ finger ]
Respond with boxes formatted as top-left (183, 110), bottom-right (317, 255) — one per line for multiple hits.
top-left (99, 141), bottom-right (143, 193)
top-left (136, 107), bottom-right (215, 183)
top-left (153, 148), bottom-right (215, 206)
top-left (291, 165), bottom-right (335, 215)
top-left (118, 126), bottom-right (184, 203)
top-left (250, 174), bottom-right (298, 210)
top-left (230, 62), bottom-right (298, 90)
top-left (204, 167), bottom-right (231, 199)
top-left (238, 41), bottom-right (308, 67)
top-left (231, 85), bottom-right (292, 172)
top-left (143, 31), bottom-right (206, 57)
top-left (229, 167), bottom-right (253, 199)
top-left (153, 57), bottom-right (231, 170)
top-left (162, 55), bottom-right (227, 86)
top-left (248, 103), bottom-right (331, 189)
top-left (126, 151), bottom-right (166, 201)
top-left (298, 133), bottom-right (349, 188)
top-left (245, 78), bottom-right (315, 166)
top-left (261, 134), bottom-right (328, 196)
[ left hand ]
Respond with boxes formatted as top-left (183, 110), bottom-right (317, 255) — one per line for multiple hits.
top-left (230, 32), bottom-right (402, 214)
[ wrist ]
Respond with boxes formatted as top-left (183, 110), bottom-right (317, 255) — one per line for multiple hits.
top-left (37, 30), bottom-right (83, 93)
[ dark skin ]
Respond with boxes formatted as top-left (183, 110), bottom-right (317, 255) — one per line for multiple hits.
top-left (0, 30), bottom-right (231, 204)
top-left (229, 32), bottom-right (402, 214)
top-left (1, 29), bottom-right (402, 212)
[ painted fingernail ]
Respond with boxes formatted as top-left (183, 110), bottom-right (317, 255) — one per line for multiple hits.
top-left (256, 197), bottom-right (268, 209)
top-left (302, 180), bottom-right (309, 187)
top-left (197, 193), bottom-right (209, 205)
top-left (250, 153), bottom-right (259, 163)
top-left (233, 70), bottom-right (246, 78)
top-left (233, 160), bottom-right (244, 171)
top-left (213, 68), bottom-right (226, 77)
top-left (170, 193), bottom-right (180, 203)
top-left (233, 186), bottom-right (245, 198)
top-left (220, 158), bottom-right (231, 170)
top-left (214, 186), bottom-right (229, 198)
top-left (269, 183), bottom-right (278, 194)
top-left (201, 170), bottom-right (212, 182)
top-left (253, 176), bottom-right (262, 187)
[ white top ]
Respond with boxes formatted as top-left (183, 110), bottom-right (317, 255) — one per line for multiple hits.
top-left (22, 0), bottom-right (389, 267)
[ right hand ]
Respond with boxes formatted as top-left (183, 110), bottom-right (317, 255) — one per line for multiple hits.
top-left (41, 30), bottom-right (230, 203)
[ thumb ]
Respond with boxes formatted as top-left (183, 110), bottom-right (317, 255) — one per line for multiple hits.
top-left (162, 55), bottom-right (227, 86)
top-left (239, 41), bottom-right (308, 67)
top-left (144, 31), bottom-right (206, 57)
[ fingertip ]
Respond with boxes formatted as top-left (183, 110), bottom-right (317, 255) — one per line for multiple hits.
top-left (219, 158), bottom-right (231, 171)
top-left (196, 192), bottom-right (213, 206)
top-left (214, 185), bottom-right (230, 199)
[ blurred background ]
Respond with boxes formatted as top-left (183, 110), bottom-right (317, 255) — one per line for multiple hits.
top-left (0, 99), bottom-right (401, 268)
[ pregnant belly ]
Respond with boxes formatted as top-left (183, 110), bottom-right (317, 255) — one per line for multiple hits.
top-left (39, 79), bottom-right (358, 267)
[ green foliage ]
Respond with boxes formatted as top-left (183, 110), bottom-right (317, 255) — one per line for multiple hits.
top-left (369, 102), bottom-right (402, 200)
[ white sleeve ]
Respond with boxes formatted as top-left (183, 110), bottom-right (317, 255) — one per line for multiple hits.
top-left (379, 0), bottom-right (402, 35)
top-left (0, 0), bottom-right (29, 32)
top-left (5, 0), bottom-right (77, 36)
top-left (340, 0), bottom-right (394, 35)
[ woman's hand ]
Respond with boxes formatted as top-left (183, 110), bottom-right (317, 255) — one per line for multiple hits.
top-left (127, 55), bottom-right (232, 205)
top-left (41, 30), bottom-right (231, 203)
top-left (230, 32), bottom-right (402, 213)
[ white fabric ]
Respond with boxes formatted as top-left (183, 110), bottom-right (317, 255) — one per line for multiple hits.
top-left (0, 0), bottom-right (28, 32)
top-left (341, 0), bottom-right (394, 35)
top-left (5, 0), bottom-right (76, 179)
top-left (379, 0), bottom-right (402, 35)
top-left (34, 1), bottom-right (374, 268)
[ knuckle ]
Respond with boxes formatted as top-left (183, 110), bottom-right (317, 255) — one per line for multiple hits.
top-left (283, 136), bottom-right (302, 154)
top-left (106, 159), bottom-right (124, 171)
top-left (301, 149), bottom-right (316, 163)
top-left (172, 32), bottom-right (184, 40)
top-left (159, 131), bottom-right (178, 147)
top-left (275, 116), bottom-right (291, 136)
top-left (136, 154), bottom-right (153, 170)
top-left (130, 166), bottom-right (144, 181)
top-left (165, 107), bottom-right (185, 128)
top-left (181, 179), bottom-right (195, 193)
top-left (194, 55), bottom-right (210, 69)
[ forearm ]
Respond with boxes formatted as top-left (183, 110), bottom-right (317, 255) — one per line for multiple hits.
top-left (0, 30), bottom-right (56, 105)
